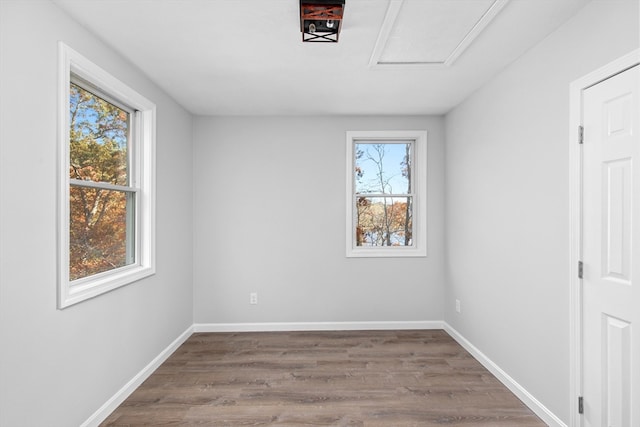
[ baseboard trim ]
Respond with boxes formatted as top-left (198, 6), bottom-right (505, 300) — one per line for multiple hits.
top-left (194, 320), bottom-right (445, 333)
top-left (81, 324), bottom-right (194, 427)
top-left (443, 322), bottom-right (567, 427)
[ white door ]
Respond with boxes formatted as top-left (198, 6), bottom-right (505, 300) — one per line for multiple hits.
top-left (582, 64), bottom-right (639, 427)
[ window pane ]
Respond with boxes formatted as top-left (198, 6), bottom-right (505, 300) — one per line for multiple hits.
top-left (355, 142), bottom-right (411, 194)
top-left (69, 83), bottom-right (129, 185)
top-left (69, 186), bottom-right (135, 281)
top-left (355, 196), bottom-right (413, 246)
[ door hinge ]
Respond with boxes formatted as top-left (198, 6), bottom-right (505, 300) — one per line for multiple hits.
top-left (578, 125), bottom-right (584, 144)
top-left (578, 261), bottom-right (583, 279)
top-left (578, 396), bottom-right (584, 414)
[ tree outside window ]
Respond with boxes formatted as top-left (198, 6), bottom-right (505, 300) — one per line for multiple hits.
top-left (354, 142), bottom-right (413, 247)
top-left (346, 130), bottom-right (427, 258)
top-left (69, 82), bottom-right (134, 280)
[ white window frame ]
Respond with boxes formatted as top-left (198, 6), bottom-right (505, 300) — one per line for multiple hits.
top-left (346, 130), bottom-right (427, 258)
top-left (57, 42), bottom-right (156, 308)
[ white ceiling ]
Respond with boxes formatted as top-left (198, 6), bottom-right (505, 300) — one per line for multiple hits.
top-left (52, 0), bottom-right (591, 116)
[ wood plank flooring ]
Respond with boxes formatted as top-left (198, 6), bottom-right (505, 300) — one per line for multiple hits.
top-left (100, 330), bottom-right (546, 426)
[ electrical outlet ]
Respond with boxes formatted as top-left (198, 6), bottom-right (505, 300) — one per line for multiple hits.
top-left (455, 299), bottom-right (461, 313)
top-left (250, 292), bottom-right (258, 305)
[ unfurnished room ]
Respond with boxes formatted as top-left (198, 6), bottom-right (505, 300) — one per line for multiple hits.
top-left (0, 0), bottom-right (639, 426)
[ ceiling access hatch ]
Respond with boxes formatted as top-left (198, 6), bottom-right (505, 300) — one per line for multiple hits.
top-left (369, 0), bottom-right (510, 67)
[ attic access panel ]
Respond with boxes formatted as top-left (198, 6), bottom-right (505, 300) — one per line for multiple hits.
top-left (369, 0), bottom-right (509, 67)
top-left (300, 0), bottom-right (345, 42)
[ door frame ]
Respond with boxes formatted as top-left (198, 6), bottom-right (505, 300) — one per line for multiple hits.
top-left (569, 49), bottom-right (639, 427)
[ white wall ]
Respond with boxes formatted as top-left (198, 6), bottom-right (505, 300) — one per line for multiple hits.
top-left (0, 1), bottom-right (193, 426)
top-left (444, 0), bottom-right (639, 423)
top-left (193, 116), bottom-right (445, 325)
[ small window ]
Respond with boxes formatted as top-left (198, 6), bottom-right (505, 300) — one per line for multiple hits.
top-left (346, 131), bottom-right (427, 257)
top-left (58, 43), bottom-right (156, 308)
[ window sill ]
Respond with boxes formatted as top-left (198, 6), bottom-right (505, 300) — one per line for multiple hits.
top-left (346, 246), bottom-right (427, 258)
top-left (59, 265), bottom-right (155, 309)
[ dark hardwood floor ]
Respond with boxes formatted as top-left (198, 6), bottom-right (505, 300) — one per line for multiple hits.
top-left (100, 330), bottom-right (546, 426)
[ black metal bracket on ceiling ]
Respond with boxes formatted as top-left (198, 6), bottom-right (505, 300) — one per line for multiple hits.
top-left (300, 0), bottom-right (345, 43)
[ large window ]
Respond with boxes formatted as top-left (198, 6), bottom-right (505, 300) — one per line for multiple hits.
top-left (58, 43), bottom-right (156, 308)
top-left (346, 131), bottom-right (427, 257)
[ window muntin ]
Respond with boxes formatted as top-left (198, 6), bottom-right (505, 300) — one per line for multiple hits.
top-left (58, 42), bottom-right (156, 308)
top-left (346, 131), bottom-right (427, 257)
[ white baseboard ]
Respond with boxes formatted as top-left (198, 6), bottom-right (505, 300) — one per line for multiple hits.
top-left (193, 320), bottom-right (445, 333)
top-left (81, 325), bottom-right (194, 427)
top-left (443, 322), bottom-right (567, 427)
